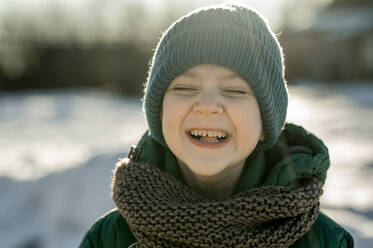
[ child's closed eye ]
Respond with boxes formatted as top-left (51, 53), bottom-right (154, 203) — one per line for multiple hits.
top-left (169, 86), bottom-right (199, 95)
top-left (223, 89), bottom-right (249, 95)
top-left (172, 87), bottom-right (197, 91)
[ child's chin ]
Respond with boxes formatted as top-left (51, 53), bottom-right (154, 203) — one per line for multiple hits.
top-left (189, 163), bottom-right (228, 177)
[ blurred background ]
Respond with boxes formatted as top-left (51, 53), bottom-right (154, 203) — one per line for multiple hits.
top-left (1, 0), bottom-right (372, 247)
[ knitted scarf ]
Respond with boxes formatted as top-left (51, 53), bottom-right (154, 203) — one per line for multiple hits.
top-left (112, 158), bottom-right (323, 248)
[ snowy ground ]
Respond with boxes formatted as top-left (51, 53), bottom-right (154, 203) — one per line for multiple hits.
top-left (1, 82), bottom-right (373, 248)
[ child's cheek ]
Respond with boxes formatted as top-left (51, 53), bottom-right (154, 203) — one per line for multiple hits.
top-left (177, 112), bottom-right (186, 122)
top-left (163, 111), bottom-right (184, 130)
top-left (172, 103), bottom-right (188, 123)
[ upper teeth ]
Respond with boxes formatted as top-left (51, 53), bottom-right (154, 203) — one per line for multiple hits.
top-left (190, 129), bottom-right (227, 138)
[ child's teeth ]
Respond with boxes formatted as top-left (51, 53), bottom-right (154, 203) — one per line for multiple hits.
top-left (190, 129), bottom-right (227, 138)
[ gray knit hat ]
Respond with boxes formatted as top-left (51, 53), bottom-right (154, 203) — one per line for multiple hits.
top-left (143, 4), bottom-right (288, 150)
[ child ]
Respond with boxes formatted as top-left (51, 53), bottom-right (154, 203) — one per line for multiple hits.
top-left (80, 3), bottom-right (354, 248)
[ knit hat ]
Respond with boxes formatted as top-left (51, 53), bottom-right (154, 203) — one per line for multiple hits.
top-left (143, 3), bottom-right (288, 150)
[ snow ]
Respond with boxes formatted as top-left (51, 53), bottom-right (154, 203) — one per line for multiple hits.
top-left (0, 89), bottom-right (147, 180)
top-left (1, 82), bottom-right (373, 247)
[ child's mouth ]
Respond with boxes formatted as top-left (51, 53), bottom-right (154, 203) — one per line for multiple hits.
top-left (187, 129), bottom-right (229, 146)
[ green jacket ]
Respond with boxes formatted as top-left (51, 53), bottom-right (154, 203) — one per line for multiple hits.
top-left (80, 123), bottom-right (354, 248)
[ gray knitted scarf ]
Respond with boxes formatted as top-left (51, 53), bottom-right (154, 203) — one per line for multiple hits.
top-left (112, 158), bottom-right (323, 248)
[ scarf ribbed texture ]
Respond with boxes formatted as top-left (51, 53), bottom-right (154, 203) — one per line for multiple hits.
top-left (112, 158), bottom-right (323, 248)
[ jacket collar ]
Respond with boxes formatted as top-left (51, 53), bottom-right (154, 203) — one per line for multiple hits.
top-left (130, 123), bottom-right (330, 194)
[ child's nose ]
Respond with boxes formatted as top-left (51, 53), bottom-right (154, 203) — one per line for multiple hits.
top-left (193, 91), bottom-right (223, 115)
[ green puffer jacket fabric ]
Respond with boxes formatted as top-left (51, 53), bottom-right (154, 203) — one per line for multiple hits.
top-left (79, 123), bottom-right (354, 248)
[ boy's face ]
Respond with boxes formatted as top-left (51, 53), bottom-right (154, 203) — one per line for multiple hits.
top-left (162, 64), bottom-right (264, 177)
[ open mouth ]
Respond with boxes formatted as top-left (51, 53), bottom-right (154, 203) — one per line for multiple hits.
top-left (188, 129), bottom-right (228, 143)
